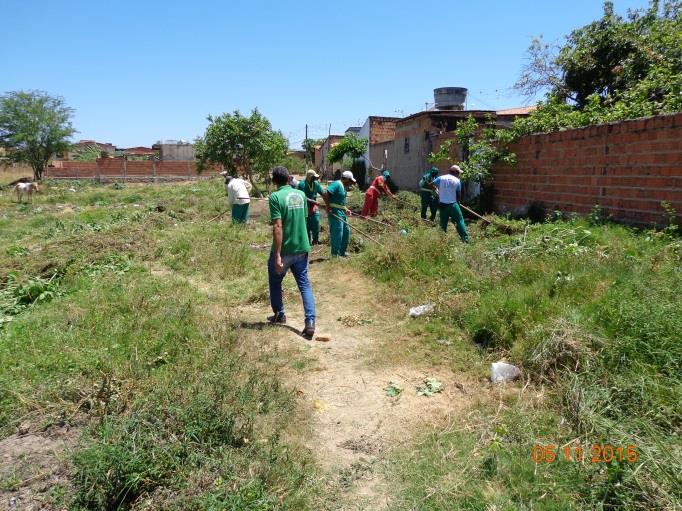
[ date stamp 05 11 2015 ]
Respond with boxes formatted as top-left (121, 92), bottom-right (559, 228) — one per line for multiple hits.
top-left (532, 444), bottom-right (638, 464)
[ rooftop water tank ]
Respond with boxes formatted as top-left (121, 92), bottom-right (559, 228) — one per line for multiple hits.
top-left (434, 87), bottom-right (468, 110)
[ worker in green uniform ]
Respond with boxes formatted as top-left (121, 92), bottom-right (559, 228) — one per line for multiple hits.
top-left (322, 170), bottom-right (356, 257)
top-left (429, 164), bottom-right (469, 242)
top-left (419, 167), bottom-right (439, 221)
top-left (297, 169), bottom-right (325, 244)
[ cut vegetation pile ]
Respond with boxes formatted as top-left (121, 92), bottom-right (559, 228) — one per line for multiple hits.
top-left (0, 178), bottom-right (680, 510)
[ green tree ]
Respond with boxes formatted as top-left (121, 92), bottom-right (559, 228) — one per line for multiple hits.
top-left (195, 109), bottom-right (288, 195)
top-left (0, 90), bottom-right (76, 181)
top-left (326, 133), bottom-right (367, 165)
top-left (516, 1), bottom-right (681, 112)
top-left (302, 137), bottom-right (324, 165)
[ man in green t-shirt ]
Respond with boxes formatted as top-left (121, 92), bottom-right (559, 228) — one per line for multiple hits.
top-left (419, 167), bottom-right (439, 221)
top-left (322, 170), bottom-right (356, 257)
top-left (297, 169), bottom-right (325, 245)
top-left (268, 166), bottom-right (316, 338)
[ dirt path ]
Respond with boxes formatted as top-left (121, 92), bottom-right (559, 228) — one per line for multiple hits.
top-left (0, 425), bottom-right (78, 510)
top-left (236, 261), bottom-right (475, 510)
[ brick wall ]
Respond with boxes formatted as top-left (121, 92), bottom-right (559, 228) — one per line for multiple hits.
top-left (492, 113), bottom-right (682, 225)
top-left (369, 117), bottom-right (398, 145)
top-left (45, 159), bottom-right (207, 181)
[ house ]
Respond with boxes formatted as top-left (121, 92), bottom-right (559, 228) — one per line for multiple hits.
top-left (287, 149), bottom-right (306, 162)
top-left (67, 140), bottom-right (117, 159)
top-left (345, 126), bottom-right (361, 136)
top-left (315, 135), bottom-right (345, 179)
top-left (357, 116), bottom-right (400, 183)
top-left (123, 146), bottom-right (156, 159)
top-left (153, 140), bottom-right (194, 160)
top-left (386, 108), bottom-right (533, 191)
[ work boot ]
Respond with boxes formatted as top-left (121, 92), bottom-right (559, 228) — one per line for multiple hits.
top-left (303, 319), bottom-right (315, 339)
top-left (267, 312), bottom-right (286, 324)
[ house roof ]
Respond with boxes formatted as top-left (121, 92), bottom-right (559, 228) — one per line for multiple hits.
top-left (125, 146), bottom-right (155, 154)
top-left (368, 116), bottom-right (401, 122)
top-left (396, 109), bottom-right (496, 125)
top-left (496, 106), bottom-right (536, 116)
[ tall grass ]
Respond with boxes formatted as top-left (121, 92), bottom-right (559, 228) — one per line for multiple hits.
top-left (357, 197), bottom-right (681, 510)
top-left (0, 178), bottom-right (316, 509)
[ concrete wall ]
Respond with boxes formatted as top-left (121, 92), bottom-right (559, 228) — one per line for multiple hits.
top-left (492, 113), bottom-right (682, 225)
top-left (159, 143), bottom-right (194, 161)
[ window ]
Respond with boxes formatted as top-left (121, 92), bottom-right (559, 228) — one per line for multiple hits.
top-left (404, 137), bottom-right (410, 154)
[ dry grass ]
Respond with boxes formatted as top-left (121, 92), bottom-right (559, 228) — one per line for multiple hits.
top-left (0, 164), bottom-right (33, 186)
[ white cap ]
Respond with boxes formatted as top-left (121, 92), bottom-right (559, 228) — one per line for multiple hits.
top-left (450, 164), bottom-right (463, 175)
top-left (342, 170), bottom-right (356, 183)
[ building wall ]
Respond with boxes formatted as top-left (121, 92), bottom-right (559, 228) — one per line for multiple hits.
top-left (369, 117), bottom-right (398, 145)
top-left (44, 159), bottom-right (210, 180)
top-left (390, 111), bottom-right (509, 190)
top-left (359, 117), bottom-right (399, 174)
top-left (316, 135), bottom-right (344, 179)
top-left (391, 115), bottom-right (434, 190)
top-left (159, 143), bottom-right (194, 161)
top-left (492, 113), bottom-right (682, 225)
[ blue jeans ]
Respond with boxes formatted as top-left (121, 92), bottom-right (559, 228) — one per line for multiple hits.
top-left (268, 252), bottom-right (316, 322)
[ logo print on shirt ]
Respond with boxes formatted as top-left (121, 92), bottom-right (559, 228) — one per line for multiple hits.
top-left (286, 192), bottom-right (305, 210)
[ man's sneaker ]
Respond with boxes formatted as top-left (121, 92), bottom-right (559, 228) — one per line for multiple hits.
top-left (267, 312), bottom-right (287, 324)
top-left (303, 319), bottom-right (315, 338)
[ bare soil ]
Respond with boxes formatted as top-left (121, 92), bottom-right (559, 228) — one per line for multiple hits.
top-left (235, 265), bottom-right (477, 510)
top-left (0, 425), bottom-right (78, 511)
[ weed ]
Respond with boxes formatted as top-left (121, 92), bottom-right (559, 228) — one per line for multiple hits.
top-left (0, 272), bottom-right (61, 328)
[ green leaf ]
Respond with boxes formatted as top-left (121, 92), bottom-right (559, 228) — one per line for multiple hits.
top-left (416, 377), bottom-right (444, 397)
top-left (384, 382), bottom-right (403, 397)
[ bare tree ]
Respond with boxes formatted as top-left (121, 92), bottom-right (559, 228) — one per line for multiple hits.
top-left (514, 37), bottom-right (575, 102)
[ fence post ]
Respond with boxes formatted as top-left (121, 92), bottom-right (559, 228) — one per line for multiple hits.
top-left (123, 158), bottom-right (127, 182)
top-left (152, 159), bottom-right (157, 183)
top-left (187, 160), bottom-right (191, 180)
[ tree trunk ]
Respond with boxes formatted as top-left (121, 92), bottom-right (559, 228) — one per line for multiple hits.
top-left (247, 168), bottom-right (263, 197)
top-left (32, 164), bottom-right (43, 181)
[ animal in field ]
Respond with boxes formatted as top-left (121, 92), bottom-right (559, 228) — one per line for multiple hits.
top-left (14, 182), bottom-right (40, 203)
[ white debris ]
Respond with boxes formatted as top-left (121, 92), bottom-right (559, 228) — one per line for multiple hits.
top-left (490, 361), bottom-right (522, 384)
top-left (68, 187), bottom-right (76, 192)
top-left (409, 304), bottom-right (434, 318)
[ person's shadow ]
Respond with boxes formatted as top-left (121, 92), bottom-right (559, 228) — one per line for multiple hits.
top-left (236, 320), bottom-right (307, 339)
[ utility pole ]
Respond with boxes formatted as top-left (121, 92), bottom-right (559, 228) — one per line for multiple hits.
top-left (305, 123), bottom-right (309, 167)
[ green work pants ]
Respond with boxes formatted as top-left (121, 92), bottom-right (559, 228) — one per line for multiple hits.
top-left (438, 202), bottom-right (469, 242)
top-left (231, 203), bottom-right (249, 224)
top-left (420, 191), bottom-right (437, 221)
top-left (328, 210), bottom-right (350, 256)
top-left (307, 211), bottom-right (321, 244)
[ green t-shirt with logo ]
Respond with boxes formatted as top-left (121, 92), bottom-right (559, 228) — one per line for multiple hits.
top-left (326, 180), bottom-right (347, 208)
top-left (297, 179), bottom-right (324, 200)
top-left (269, 185), bottom-right (311, 255)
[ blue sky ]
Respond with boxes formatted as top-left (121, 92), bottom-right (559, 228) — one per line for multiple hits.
top-left (2, 0), bottom-right (649, 148)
